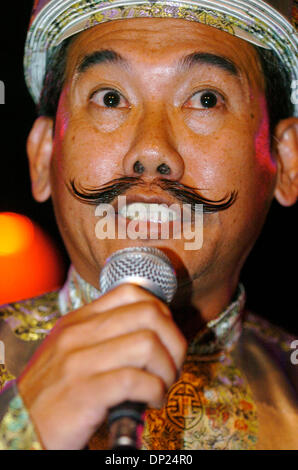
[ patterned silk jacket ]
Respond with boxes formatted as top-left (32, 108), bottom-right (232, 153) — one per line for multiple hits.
top-left (0, 266), bottom-right (297, 450)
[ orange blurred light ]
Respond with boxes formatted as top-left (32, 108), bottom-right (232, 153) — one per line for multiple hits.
top-left (0, 212), bottom-right (66, 305)
top-left (0, 213), bottom-right (34, 255)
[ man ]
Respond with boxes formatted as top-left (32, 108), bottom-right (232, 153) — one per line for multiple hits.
top-left (0, 0), bottom-right (297, 450)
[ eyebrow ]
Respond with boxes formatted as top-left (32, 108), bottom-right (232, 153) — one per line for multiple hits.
top-left (76, 49), bottom-right (240, 78)
top-left (77, 49), bottom-right (127, 75)
top-left (178, 52), bottom-right (240, 77)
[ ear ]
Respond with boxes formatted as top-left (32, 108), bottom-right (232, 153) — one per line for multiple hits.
top-left (273, 117), bottom-right (298, 207)
top-left (27, 116), bottom-right (54, 202)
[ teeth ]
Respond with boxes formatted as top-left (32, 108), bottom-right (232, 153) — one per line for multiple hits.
top-left (120, 203), bottom-right (178, 222)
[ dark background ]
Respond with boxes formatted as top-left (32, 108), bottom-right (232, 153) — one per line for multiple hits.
top-left (0, 2), bottom-right (297, 334)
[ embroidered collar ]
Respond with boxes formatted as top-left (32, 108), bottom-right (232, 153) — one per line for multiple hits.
top-left (188, 284), bottom-right (246, 357)
top-left (58, 266), bottom-right (100, 315)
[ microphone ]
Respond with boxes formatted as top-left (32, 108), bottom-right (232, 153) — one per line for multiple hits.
top-left (99, 247), bottom-right (177, 450)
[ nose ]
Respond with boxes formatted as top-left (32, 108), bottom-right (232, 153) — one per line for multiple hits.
top-left (122, 107), bottom-right (184, 180)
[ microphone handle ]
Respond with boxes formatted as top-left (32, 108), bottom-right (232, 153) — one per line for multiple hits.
top-left (108, 401), bottom-right (147, 450)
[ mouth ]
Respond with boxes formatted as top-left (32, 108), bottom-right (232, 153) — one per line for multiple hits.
top-left (95, 192), bottom-right (203, 244)
top-left (114, 194), bottom-right (191, 224)
top-left (119, 202), bottom-right (179, 223)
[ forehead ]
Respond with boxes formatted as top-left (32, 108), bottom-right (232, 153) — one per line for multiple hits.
top-left (66, 17), bottom-right (264, 87)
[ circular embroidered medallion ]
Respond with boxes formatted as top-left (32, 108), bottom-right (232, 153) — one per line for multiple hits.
top-left (166, 381), bottom-right (203, 430)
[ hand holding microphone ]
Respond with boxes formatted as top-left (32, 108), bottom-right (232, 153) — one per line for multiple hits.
top-left (17, 248), bottom-right (187, 450)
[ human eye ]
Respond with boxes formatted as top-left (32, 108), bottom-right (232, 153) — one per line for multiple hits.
top-left (183, 89), bottom-right (225, 110)
top-left (90, 88), bottom-right (129, 108)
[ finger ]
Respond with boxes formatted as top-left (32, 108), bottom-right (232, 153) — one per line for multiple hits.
top-left (87, 367), bottom-right (168, 414)
top-left (54, 301), bottom-right (187, 370)
top-left (59, 283), bottom-right (171, 326)
top-left (63, 329), bottom-right (177, 390)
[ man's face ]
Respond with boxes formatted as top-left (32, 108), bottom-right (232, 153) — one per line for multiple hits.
top-left (47, 18), bottom-right (277, 296)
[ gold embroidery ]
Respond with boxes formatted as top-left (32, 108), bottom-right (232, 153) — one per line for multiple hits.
top-left (0, 395), bottom-right (42, 450)
top-left (141, 359), bottom-right (258, 450)
top-left (0, 365), bottom-right (15, 392)
top-left (0, 291), bottom-right (60, 342)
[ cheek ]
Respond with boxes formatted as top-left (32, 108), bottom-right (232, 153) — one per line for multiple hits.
top-left (181, 104), bottom-right (275, 205)
top-left (52, 113), bottom-right (131, 187)
top-left (178, 116), bottom-right (275, 248)
top-left (180, 125), bottom-right (255, 198)
top-left (52, 90), bottom-right (130, 187)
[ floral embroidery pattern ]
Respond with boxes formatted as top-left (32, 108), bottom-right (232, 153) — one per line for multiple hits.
top-left (141, 357), bottom-right (258, 450)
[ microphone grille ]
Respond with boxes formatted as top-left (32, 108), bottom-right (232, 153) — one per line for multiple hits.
top-left (99, 247), bottom-right (177, 304)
